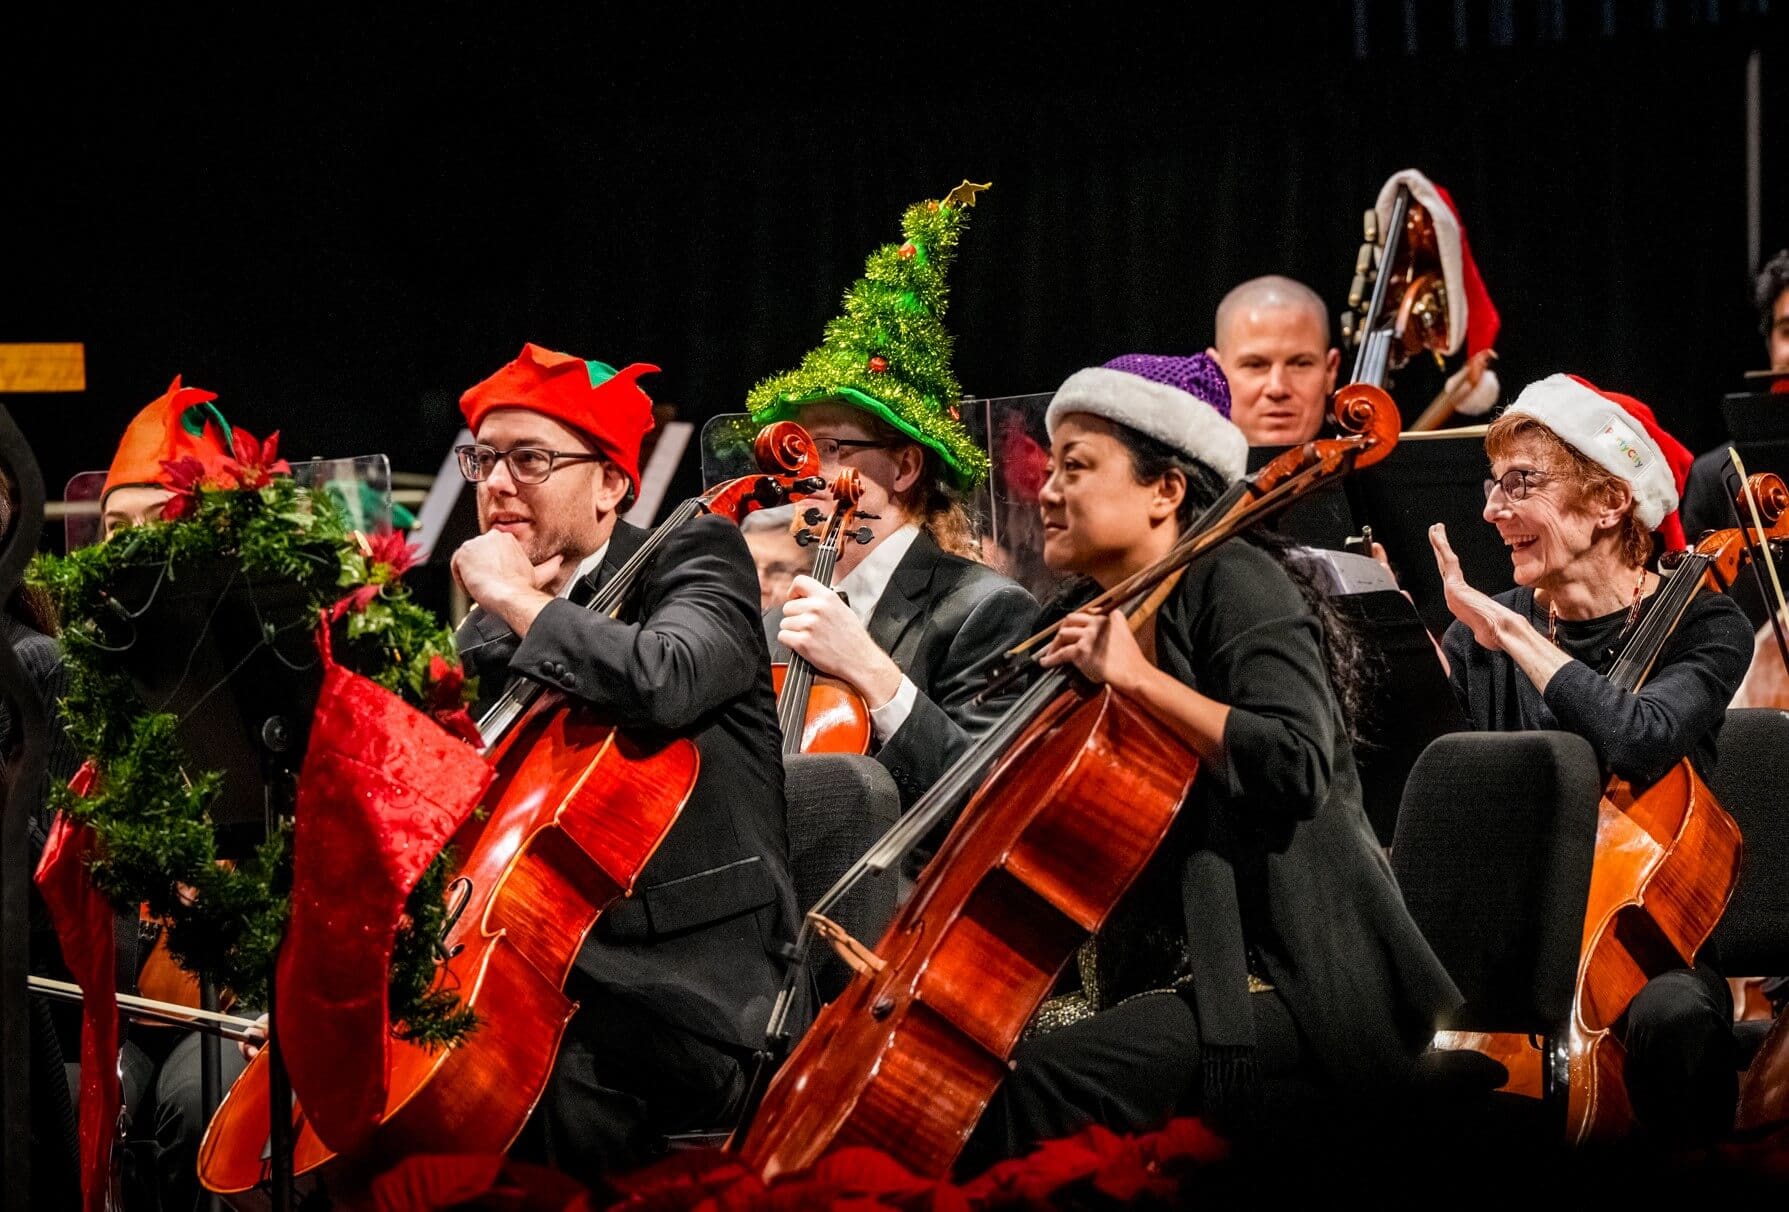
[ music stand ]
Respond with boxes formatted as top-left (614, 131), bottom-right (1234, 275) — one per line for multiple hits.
top-left (97, 558), bottom-right (322, 1212)
top-left (1353, 429), bottom-right (1512, 636)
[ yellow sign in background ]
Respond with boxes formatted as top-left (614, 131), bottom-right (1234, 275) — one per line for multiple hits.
top-left (0, 343), bottom-right (86, 393)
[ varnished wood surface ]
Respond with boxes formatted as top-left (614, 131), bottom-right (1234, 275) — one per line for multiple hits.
top-left (737, 686), bottom-right (1198, 1181)
top-left (199, 697), bottom-right (695, 1202)
top-left (771, 664), bottom-right (871, 755)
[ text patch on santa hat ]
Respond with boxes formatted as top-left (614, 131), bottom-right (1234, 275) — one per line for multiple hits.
top-left (1591, 411), bottom-right (1654, 476)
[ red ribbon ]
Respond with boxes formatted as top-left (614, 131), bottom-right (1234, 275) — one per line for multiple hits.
top-left (275, 612), bottom-right (492, 1153)
top-left (33, 762), bottom-right (119, 1212)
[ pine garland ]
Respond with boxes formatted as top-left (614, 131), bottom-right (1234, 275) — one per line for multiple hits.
top-left (29, 465), bottom-right (479, 1046)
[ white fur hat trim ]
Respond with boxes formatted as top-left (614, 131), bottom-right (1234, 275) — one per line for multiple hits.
top-left (1045, 367), bottom-right (1248, 484)
top-left (1503, 374), bottom-right (1678, 529)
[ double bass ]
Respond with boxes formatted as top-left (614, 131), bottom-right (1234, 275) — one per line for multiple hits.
top-left (197, 423), bottom-right (824, 1203)
top-left (735, 386), bottom-right (1402, 1180)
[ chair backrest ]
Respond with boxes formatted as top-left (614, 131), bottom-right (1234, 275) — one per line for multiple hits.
top-left (783, 752), bottom-right (903, 1003)
top-left (1391, 731), bottom-right (1601, 1033)
top-left (1706, 708), bottom-right (1789, 972)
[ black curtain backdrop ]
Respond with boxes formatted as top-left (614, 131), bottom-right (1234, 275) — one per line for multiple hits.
top-left (6, 7), bottom-right (1785, 519)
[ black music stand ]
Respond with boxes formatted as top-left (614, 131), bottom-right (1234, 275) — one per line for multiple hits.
top-left (1249, 431), bottom-right (1513, 637)
top-left (96, 558), bottom-right (323, 1212)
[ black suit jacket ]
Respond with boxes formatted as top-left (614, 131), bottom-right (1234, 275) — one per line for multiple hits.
top-left (456, 516), bottom-right (799, 1050)
top-left (767, 531), bottom-right (1038, 806)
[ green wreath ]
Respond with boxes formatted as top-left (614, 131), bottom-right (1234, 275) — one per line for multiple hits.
top-left (29, 442), bottom-right (478, 1047)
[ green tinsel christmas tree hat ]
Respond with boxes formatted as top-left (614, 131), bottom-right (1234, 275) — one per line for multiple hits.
top-left (747, 180), bottom-right (991, 487)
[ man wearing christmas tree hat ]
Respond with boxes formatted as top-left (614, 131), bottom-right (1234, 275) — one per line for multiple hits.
top-left (749, 182), bottom-right (1038, 812)
top-left (100, 374), bottom-right (238, 537)
top-left (450, 342), bottom-right (799, 1180)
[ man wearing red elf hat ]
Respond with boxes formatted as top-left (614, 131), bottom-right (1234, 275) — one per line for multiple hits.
top-left (100, 375), bottom-right (237, 537)
top-left (1432, 373), bottom-right (1753, 1143)
top-left (450, 343), bottom-right (799, 1180)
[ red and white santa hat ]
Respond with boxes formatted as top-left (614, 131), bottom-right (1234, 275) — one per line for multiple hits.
top-left (1503, 374), bottom-right (1695, 551)
top-left (1374, 169), bottom-right (1502, 415)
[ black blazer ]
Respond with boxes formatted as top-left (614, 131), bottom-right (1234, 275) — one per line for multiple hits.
top-left (456, 516), bottom-right (799, 1050)
top-left (767, 530), bottom-right (1039, 806)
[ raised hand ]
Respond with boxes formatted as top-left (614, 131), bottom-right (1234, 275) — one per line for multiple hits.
top-left (1429, 523), bottom-right (1521, 651)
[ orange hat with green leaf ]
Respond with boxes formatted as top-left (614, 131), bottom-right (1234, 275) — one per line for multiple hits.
top-left (102, 375), bottom-right (237, 505)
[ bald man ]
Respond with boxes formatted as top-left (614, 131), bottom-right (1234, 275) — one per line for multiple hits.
top-left (1208, 275), bottom-right (1340, 446)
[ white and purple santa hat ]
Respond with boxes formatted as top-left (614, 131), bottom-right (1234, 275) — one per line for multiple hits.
top-left (1045, 352), bottom-right (1247, 483)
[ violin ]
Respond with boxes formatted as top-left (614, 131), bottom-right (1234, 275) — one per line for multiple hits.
top-left (198, 423), bottom-right (825, 1205)
top-left (1441, 469), bottom-right (1788, 1141)
top-left (771, 470), bottom-right (874, 756)
top-left (734, 386), bottom-right (1401, 1181)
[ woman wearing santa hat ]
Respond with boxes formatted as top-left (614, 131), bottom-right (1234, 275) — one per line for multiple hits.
top-left (958, 353), bottom-right (1460, 1170)
top-left (1431, 373), bottom-right (1755, 1142)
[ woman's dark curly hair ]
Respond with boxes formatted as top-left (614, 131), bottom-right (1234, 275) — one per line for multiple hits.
top-left (1052, 425), bottom-right (1377, 742)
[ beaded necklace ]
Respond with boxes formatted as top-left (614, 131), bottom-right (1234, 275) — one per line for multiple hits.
top-left (1546, 565), bottom-right (1649, 649)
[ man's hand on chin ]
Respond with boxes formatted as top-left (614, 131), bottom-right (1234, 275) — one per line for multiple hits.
top-left (452, 531), bottom-right (563, 638)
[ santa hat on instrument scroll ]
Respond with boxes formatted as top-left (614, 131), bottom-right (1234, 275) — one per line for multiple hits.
top-left (460, 343), bottom-right (659, 498)
top-left (102, 375), bottom-right (237, 504)
top-left (1375, 168), bottom-right (1502, 416)
top-left (1045, 352), bottom-right (1248, 483)
top-left (1503, 374), bottom-right (1695, 551)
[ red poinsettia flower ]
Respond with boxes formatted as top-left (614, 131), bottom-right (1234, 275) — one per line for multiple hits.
top-left (365, 529), bottom-right (419, 579)
top-left (221, 429), bottom-right (292, 490)
top-left (339, 584), bottom-right (383, 614)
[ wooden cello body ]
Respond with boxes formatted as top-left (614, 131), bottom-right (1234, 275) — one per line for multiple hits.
top-left (1565, 761), bottom-right (1741, 1139)
top-left (736, 389), bottom-right (1402, 1181)
top-left (739, 683), bottom-right (1197, 1180)
top-left (199, 424), bottom-right (824, 1204)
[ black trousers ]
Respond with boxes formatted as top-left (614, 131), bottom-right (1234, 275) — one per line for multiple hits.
top-left (1619, 963), bottom-right (1737, 1144)
top-left (958, 989), bottom-right (1303, 1178)
top-left (118, 1026), bottom-right (249, 1212)
top-left (513, 982), bottom-right (749, 1188)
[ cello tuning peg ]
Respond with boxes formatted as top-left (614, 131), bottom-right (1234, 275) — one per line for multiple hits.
top-left (1362, 207), bottom-right (1380, 243)
top-left (802, 508), bottom-right (825, 526)
top-left (849, 527), bottom-right (876, 545)
top-left (795, 529), bottom-right (819, 547)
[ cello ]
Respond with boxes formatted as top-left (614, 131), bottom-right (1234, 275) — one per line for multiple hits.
top-left (770, 469), bottom-right (874, 755)
top-left (735, 385), bottom-right (1401, 1181)
top-left (1439, 469), bottom-right (1786, 1141)
top-left (197, 422), bottom-right (824, 1204)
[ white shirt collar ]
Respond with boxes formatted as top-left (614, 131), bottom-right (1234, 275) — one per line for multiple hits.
top-left (557, 541), bottom-right (611, 600)
top-left (835, 524), bottom-right (920, 625)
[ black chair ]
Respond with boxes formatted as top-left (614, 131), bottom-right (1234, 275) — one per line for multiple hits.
top-left (783, 752), bottom-right (903, 1004)
top-left (662, 753), bottom-right (903, 1152)
top-left (1391, 731), bottom-right (1602, 1116)
top-left (1705, 708), bottom-right (1789, 1063)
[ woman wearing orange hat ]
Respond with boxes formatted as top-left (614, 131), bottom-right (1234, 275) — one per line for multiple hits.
top-left (1431, 373), bottom-right (1754, 1143)
top-left (98, 376), bottom-right (237, 537)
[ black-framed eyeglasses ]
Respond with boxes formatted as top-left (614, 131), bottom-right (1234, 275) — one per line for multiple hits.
top-left (813, 436), bottom-right (892, 462)
top-left (1483, 468), bottom-right (1550, 502)
top-left (455, 444), bottom-right (606, 485)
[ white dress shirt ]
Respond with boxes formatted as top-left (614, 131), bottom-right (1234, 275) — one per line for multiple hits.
top-left (833, 523), bottom-right (921, 740)
top-left (558, 541), bottom-right (611, 601)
